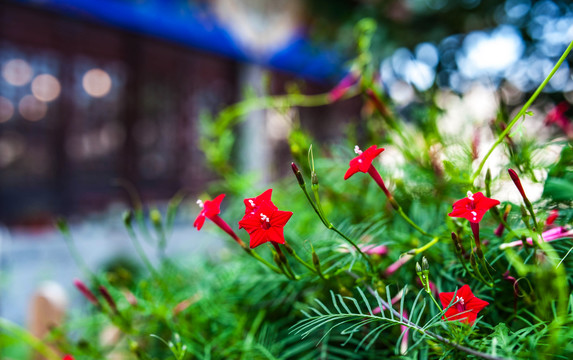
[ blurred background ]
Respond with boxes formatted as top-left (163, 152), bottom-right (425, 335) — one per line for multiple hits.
top-left (0, 0), bottom-right (572, 326)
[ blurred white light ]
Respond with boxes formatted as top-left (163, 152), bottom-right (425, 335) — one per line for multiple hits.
top-left (389, 81), bottom-right (415, 104)
top-left (82, 68), bottom-right (112, 98)
top-left (415, 43), bottom-right (439, 68)
top-left (458, 26), bottom-right (524, 78)
top-left (0, 96), bottom-right (15, 123)
top-left (404, 60), bottom-right (435, 91)
top-left (31, 74), bottom-right (61, 102)
top-left (19, 95), bottom-right (48, 121)
top-left (2, 59), bottom-right (33, 86)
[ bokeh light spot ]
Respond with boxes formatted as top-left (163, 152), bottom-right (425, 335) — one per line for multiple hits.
top-left (31, 74), bottom-right (61, 102)
top-left (0, 96), bottom-right (15, 123)
top-left (82, 68), bottom-right (112, 98)
top-left (19, 95), bottom-right (48, 121)
top-left (2, 59), bottom-right (33, 86)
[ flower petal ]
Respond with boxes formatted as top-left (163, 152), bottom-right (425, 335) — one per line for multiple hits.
top-left (194, 213), bottom-right (206, 230)
top-left (238, 214), bottom-right (261, 232)
top-left (344, 165), bottom-right (360, 180)
top-left (271, 210), bottom-right (293, 227)
top-left (474, 193), bottom-right (500, 211)
top-left (249, 229), bottom-right (268, 248)
top-left (439, 291), bottom-right (455, 309)
top-left (466, 297), bottom-right (489, 313)
top-left (267, 227), bottom-right (286, 245)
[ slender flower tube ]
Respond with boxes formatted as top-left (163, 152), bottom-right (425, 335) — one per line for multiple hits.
top-left (194, 194), bottom-right (245, 247)
top-left (384, 254), bottom-right (413, 277)
top-left (494, 205), bottom-right (511, 237)
top-left (73, 279), bottom-right (99, 306)
top-left (500, 227), bottom-right (572, 249)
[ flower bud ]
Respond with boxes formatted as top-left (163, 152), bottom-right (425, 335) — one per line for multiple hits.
top-left (150, 209), bottom-right (163, 228)
top-left (485, 169), bottom-right (492, 197)
top-left (470, 252), bottom-right (477, 268)
top-left (123, 210), bottom-right (134, 228)
top-left (273, 252), bottom-right (282, 266)
top-left (283, 242), bottom-right (295, 256)
top-left (451, 232), bottom-right (462, 253)
top-left (55, 218), bottom-right (70, 235)
top-left (415, 262), bottom-right (422, 275)
top-left (508, 169), bottom-right (530, 204)
top-left (311, 172), bottom-right (319, 186)
top-left (291, 162), bottom-right (305, 186)
top-left (312, 251), bottom-right (321, 270)
top-left (74, 279), bottom-right (99, 306)
top-left (99, 286), bottom-right (118, 312)
top-left (421, 257), bottom-right (429, 271)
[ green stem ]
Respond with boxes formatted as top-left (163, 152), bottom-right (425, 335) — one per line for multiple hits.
top-left (58, 220), bottom-right (95, 280)
top-left (125, 224), bottom-right (159, 279)
top-left (395, 207), bottom-right (433, 237)
top-left (245, 248), bottom-right (282, 274)
top-left (427, 291), bottom-right (442, 312)
top-left (330, 225), bottom-right (374, 272)
top-left (407, 237), bottom-right (440, 255)
top-left (289, 249), bottom-right (319, 273)
top-left (296, 173), bottom-right (373, 272)
top-left (471, 40), bottom-right (573, 183)
top-left (0, 319), bottom-right (61, 360)
top-left (299, 183), bottom-right (330, 227)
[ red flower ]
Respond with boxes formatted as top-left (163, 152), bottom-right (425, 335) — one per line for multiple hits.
top-left (448, 191), bottom-right (500, 224)
top-left (344, 145), bottom-right (385, 180)
top-left (63, 356), bottom-right (75, 360)
top-left (439, 284), bottom-right (489, 325)
top-left (242, 189), bottom-right (276, 217)
top-left (238, 199), bottom-right (293, 249)
top-left (194, 194), bottom-right (225, 230)
top-left (194, 193), bottom-right (245, 247)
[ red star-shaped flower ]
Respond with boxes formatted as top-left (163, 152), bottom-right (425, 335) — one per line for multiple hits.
top-left (238, 200), bottom-right (293, 249)
top-left (63, 355), bottom-right (75, 360)
top-left (194, 194), bottom-right (225, 230)
top-left (344, 145), bottom-right (385, 180)
top-left (448, 191), bottom-right (500, 224)
top-left (439, 284), bottom-right (489, 325)
top-left (243, 188), bottom-right (277, 216)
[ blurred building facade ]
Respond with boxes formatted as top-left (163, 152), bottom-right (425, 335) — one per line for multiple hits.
top-left (0, 3), bottom-right (242, 226)
top-left (0, 1), bottom-right (353, 227)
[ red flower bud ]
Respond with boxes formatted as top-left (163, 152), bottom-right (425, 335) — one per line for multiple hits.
top-left (508, 169), bottom-right (529, 203)
top-left (73, 279), bottom-right (99, 306)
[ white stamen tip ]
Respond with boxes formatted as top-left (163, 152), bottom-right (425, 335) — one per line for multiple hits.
top-left (467, 191), bottom-right (474, 201)
top-left (456, 296), bottom-right (465, 305)
top-left (248, 199), bottom-right (255, 207)
top-left (354, 145), bottom-right (363, 155)
top-left (471, 211), bottom-right (477, 216)
top-left (196, 199), bottom-right (204, 208)
top-left (260, 213), bottom-right (270, 222)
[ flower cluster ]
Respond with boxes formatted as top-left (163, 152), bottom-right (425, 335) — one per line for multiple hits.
top-left (194, 189), bottom-right (292, 249)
